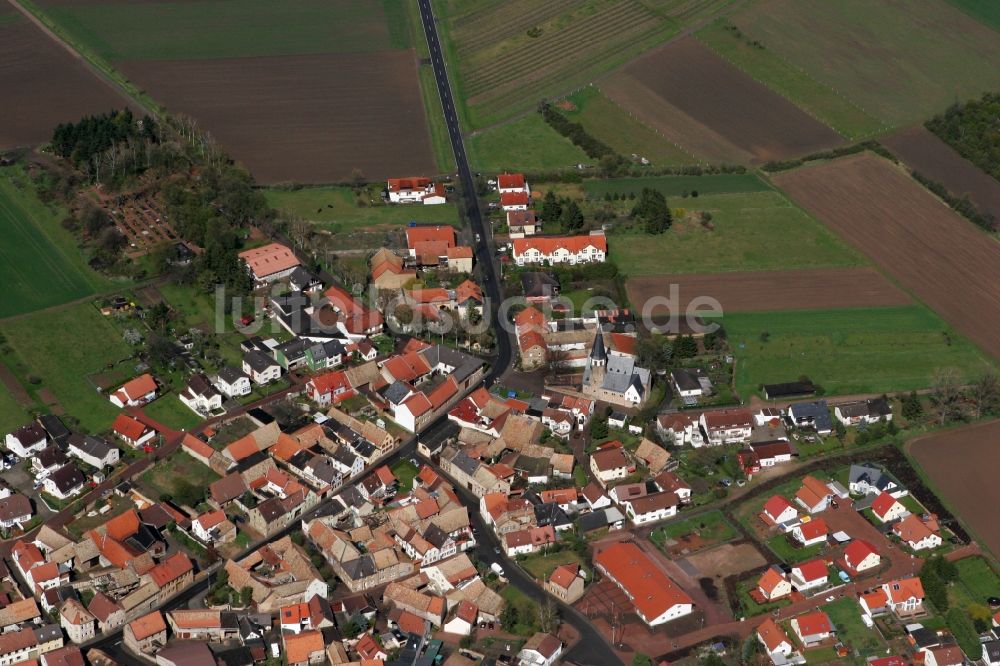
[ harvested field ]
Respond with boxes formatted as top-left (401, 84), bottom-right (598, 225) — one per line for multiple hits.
top-left (0, 12), bottom-right (136, 150)
top-left (604, 37), bottom-right (843, 164)
top-left (881, 126), bottom-right (1000, 222)
top-left (120, 52), bottom-right (436, 184)
top-left (772, 152), bottom-right (1000, 362)
top-left (681, 543), bottom-right (767, 578)
top-left (627, 267), bottom-right (910, 319)
top-left (910, 420), bottom-right (1000, 557)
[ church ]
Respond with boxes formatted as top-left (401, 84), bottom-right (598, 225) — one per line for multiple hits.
top-left (581, 333), bottom-right (652, 407)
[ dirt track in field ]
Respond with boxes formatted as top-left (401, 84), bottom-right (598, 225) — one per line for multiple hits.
top-left (120, 51), bottom-right (436, 184)
top-left (603, 37), bottom-right (844, 164)
top-left (0, 11), bottom-right (137, 150)
top-left (910, 420), bottom-right (1000, 558)
top-left (882, 126), bottom-right (1000, 222)
top-left (772, 152), bottom-right (1000, 361)
top-left (626, 267), bottom-right (910, 318)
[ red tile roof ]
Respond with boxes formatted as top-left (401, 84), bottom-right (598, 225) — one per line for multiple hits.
top-left (128, 611), bottom-right (166, 641)
top-left (149, 552), bottom-right (193, 587)
top-left (308, 370), bottom-right (351, 397)
top-left (793, 558), bottom-right (827, 582)
top-left (548, 564), bottom-right (580, 590)
top-left (112, 413), bottom-right (150, 442)
top-left (512, 233), bottom-right (607, 257)
top-left (388, 177), bottom-right (432, 192)
top-left (239, 242), bottom-right (299, 278)
top-left (497, 173), bottom-right (526, 189)
top-left (284, 630), bottom-right (324, 664)
top-left (116, 373), bottom-right (157, 402)
top-left (757, 617), bottom-right (791, 652)
top-left (871, 491), bottom-right (901, 518)
top-left (757, 567), bottom-right (787, 596)
top-left (500, 192), bottom-right (529, 207)
top-left (591, 447), bottom-right (628, 472)
top-left (406, 225), bottom-right (455, 250)
top-left (844, 539), bottom-right (879, 569)
top-left (793, 610), bottom-right (832, 637)
top-left (594, 543), bottom-right (693, 623)
top-left (884, 577), bottom-right (924, 603)
top-left (797, 517), bottom-right (828, 541)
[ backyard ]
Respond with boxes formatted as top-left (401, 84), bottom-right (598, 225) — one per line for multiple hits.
top-left (517, 548), bottom-right (586, 582)
top-left (265, 185), bottom-right (460, 232)
top-left (137, 451), bottom-right (220, 506)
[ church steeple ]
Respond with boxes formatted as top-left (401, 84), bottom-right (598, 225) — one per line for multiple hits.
top-left (590, 333), bottom-right (607, 365)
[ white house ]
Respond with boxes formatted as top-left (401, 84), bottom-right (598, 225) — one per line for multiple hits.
top-left (871, 491), bottom-right (908, 523)
top-left (790, 611), bottom-right (833, 647)
top-left (790, 560), bottom-right (828, 591)
top-left (66, 434), bottom-right (119, 469)
top-left (511, 231), bottom-right (607, 266)
top-left (192, 510), bottom-right (229, 544)
top-left (387, 177), bottom-right (442, 204)
top-left (214, 366), bottom-right (252, 398)
top-left (108, 374), bottom-right (157, 408)
top-left (589, 448), bottom-right (630, 487)
top-left (757, 567), bottom-right (792, 602)
top-left (442, 601), bottom-right (476, 637)
top-left (42, 464), bottom-right (86, 500)
top-left (757, 618), bottom-right (796, 662)
top-left (834, 397), bottom-right (892, 426)
top-left (843, 539), bottom-right (880, 573)
top-left (178, 373), bottom-right (223, 416)
top-left (330, 447), bottom-right (363, 479)
top-left (242, 351), bottom-right (282, 385)
top-left (500, 191), bottom-right (529, 212)
top-left (792, 518), bottom-right (828, 547)
top-left (517, 633), bottom-right (562, 666)
top-left (0, 494), bottom-right (32, 530)
top-left (59, 599), bottom-right (96, 644)
top-left (761, 495), bottom-right (798, 526)
top-left (893, 514), bottom-right (943, 551)
top-left (112, 414), bottom-right (156, 449)
top-left (699, 409), bottom-right (753, 446)
top-left (5, 422), bottom-right (47, 458)
top-left (497, 173), bottom-right (530, 195)
top-left (620, 491), bottom-right (679, 525)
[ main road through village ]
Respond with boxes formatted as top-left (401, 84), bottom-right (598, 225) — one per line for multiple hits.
top-left (75, 3), bottom-right (620, 665)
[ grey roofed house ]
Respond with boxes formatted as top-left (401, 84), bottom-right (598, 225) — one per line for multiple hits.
top-left (0, 494), bottom-right (32, 523)
top-left (341, 553), bottom-right (378, 581)
top-left (839, 397), bottom-right (893, 420)
top-left (447, 449), bottom-right (480, 477)
top-left (217, 365), bottom-right (250, 385)
top-left (848, 463), bottom-right (900, 495)
top-left (331, 445), bottom-right (359, 469)
top-left (184, 373), bottom-right (222, 401)
top-left (275, 337), bottom-right (310, 364)
top-left (38, 415), bottom-right (70, 444)
top-left (210, 472), bottom-right (248, 505)
top-left (310, 338), bottom-right (346, 364)
top-left (788, 400), bottom-right (833, 433)
top-left (255, 497), bottom-right (286, 523)
top-left (577, 507), bottom-right (625, 532)
top-left (383, 381), bottom-right (414, 406)
top-left (9, 421), bottom-right (46, 448)
top-left (33, 624), bottom-right (62, 644)
top-left (762, 380), bottom-right (817, 400)
top-left (983, 639), bottom-right (1000, 664)
top-left (306, 456), bottom-right (342, 486)
top-left (520, 272), bottom-right (559, 300)
top-left (419, 344), bottom-right (483, 383)
top-left (215, 645), bottom-right (255, 666)
top-left (48, 463), bottom-right (85, 494)
top-left (534, 502), bottom-right (571, 530)
top-left (243, 349), bottom-right (278, 373)
top-left (289, 266), bottom-right (322, 292)
top-left (66, 433), bottom-right (115, 462)
top-left (423, 524), bottom-right (449, 549)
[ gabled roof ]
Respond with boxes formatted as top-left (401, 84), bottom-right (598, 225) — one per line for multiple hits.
top-left (757, 617), bottom-right (791, 652)
top-left (871, 491), bottom-right (902, 518)
top-left (548, 563), bottom-right (580, 590)
top-left (844, 539), bottom-right (880, 568)
top-left (115, 374), bottom-right (157, 402)
top-left (796, 517), bottom-right (828, 541)
top-left (112, 413), bottom-right (150, 441)
top-left (148, 552), bottom-right (193, 588)
top-left (893, 513), bottom-right (936, 544)
top-left (594, 542), bottom-right (692, 621)
top-left (762, 495), bottom-right (795, 521)
top-left (128, 610), bottom-right (166, 641)
top-left (884, 577), bottom-right (924, 603)
top-left (758, 567), bottom-right (787, 595)
top-left (497, 173), bottom-right (526, 189)
top-left (512, 232), bottom-right (607, 257)
top-left (793, 610), bottom-right (832, 637)
top-left (792, 558), bottom-right (827, 582)
top-left (238, 242), bottom-right (299, 278)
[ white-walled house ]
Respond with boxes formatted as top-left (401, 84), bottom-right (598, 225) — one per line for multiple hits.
top-left (512, 231), bottom-right (607, 266)
top-left (214, 366), bottom-right (252, 398)
top-left (242, 351), bottom-right (282, 385)
top-left (178, 374), bottom-right (223, 415)
top-left (5, 422), bottom-right (47, 458)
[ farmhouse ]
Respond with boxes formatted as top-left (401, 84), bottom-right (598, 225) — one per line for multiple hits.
top-left (238, 242), bottom-right (300, 285)
top-left (593, 542), bottom-right (693, 626)
top-left (512, 231), bottom-right (607, 266)
top-left (835, 397), bottom-right (892, 426)
top-left (386, 177), bottom-right (445, 204)
top-left (108, 374), bottom-right (157, 408)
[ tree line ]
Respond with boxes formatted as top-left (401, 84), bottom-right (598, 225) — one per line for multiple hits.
top-left (927, 92), bottom-right (1000, 182)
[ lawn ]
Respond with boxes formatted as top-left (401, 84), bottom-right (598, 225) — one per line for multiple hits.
top-left (728, 0), bottom-right (1000, 128)
top-left (35, 0), bottom-right (411, 62)
top-left (265, 186), bottom-right (460, 232)
top-left (153, 282), bottom-right (247, 368)
top-left (517, 549), bottom-right (586, 581)
top-left (651, 510), bottom-right (738, 546)
top-left (563, 86), bottom-right (695, 166)
top-left (695, 19), bottom-right (883, 140)
top-left (608, 190), bottom-right (863, 275)
top-left (0, 302), bottom-right (134, 433)
top-left (390, 459), bottom-right (419, 492)
top-left (138, 450), bottom-right (220, 504)
top-left (143, 396), bottom-right (204, 431)
top-left (499, 585), bottom-right (542, 636)
top-left (766, 533), bottom-right (825, 564)
top-left (66, 495), bottom-right (134, 540)
top-left (583, 173), bottom-right (771, 199)
top-left (735, 577), bottom-right (789, 617)
top-left (950, 556), bottom-right (1000, 609)
top-left (466, 114), bottom-right (589, 174)
top-left (725, 306), bottom-right (996, 399)
top-left (0, 166), bottom-right (114, 318)
top-left (824, 597), bottom-right (885, 656)
top-left (946, 0), bottom-right (1000, 31)
top-left (0, 385), bottom-right (31, 435)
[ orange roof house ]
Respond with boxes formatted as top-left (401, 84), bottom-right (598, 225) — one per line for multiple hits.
top-left (111, 414), bottom-right (154, 446)
top-left (128, 610), bottom-right (167, 641)
top-left (757, 617), bottom-right (793, 654)
top-left (239, 242), bottom-right (300, 282)
top-left (110, 373), bottom-right (157, 407)
top-left (284, 630), bottom-right (325, 665)
top-left (758, 566), bottom-right (791, 600)
top-left (790, 610), bottom-right (833, 646)
top-left (593, 542), bottom-right (693, 626)
top-left (497, 173), bottom-right (527, 190)
top-left (512, 232), bottom-right (607, 261)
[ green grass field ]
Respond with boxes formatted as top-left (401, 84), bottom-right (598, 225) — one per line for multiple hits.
top-left (467, 113), bottom-right (590, 173)
top-left (390, 459), bottom-right (419, 492)
top-left (696, 19), bottom-right (884, 140)
top-left (0, 303), bottom-right (133, 433)
top-left (0, 168), bottom-right (113, 318)
top-left (563, 86), bottom-right (695, 166)
top-left (38, 0), bottom-right (411, 61)
top-left (650, 510), bottom-right (738, 546)
top-left (0, 383), bottom-right (31, 435)
top-left (517, 549), bottom-right (586, 581)
top-left (143, 396), bottom-right (203, 431)
top-left (608, 191), bottom-right (863, 275)
top-left (824, 598), bottom-right (885, 655)
top-left (725, 306), bottom-right (995, 398)
top-left (265, 186), bottom-right (460, 232)
top-left (138, 451), bottom-right (220, 502)
top-left (584, 173), bottom-right (771, 198)
top-left (945, 0), bottom-right (1000, 32)
top-left (949, 556), bottom-right (1000, 609)
top-left (729, 0), bottom-right (1000, 129)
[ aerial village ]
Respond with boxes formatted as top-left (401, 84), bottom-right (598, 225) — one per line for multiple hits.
top-left (0, 171), bottom-right (997, 666)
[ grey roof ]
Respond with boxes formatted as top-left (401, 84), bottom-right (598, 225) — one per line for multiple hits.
top-left (68, 434), bottom-right (115, 462)
top-left (384, 381), bottom-right (414, 406)
top-left (38, 415), bottom-right (70, 442)
top-left (35, 445), bottom-right (68, 469)
top-left (289, 266), bottom-right (320, 289)
top-left (762, 381), bottom-right (816, 399)
top-left (839, 397), bottom-right (893, 419)
top-left (217, 365), bottom-right (249, 384)
top-left (601, 354), bottom-right (649, 395)
top-left (310, 339), bottom-right (346, 363)
top-left (270, 291), bottom-right (310, 317)
top-left (276, 337), bottom-right (310, 361)
top-left (33, 625), bottom-right (62, 644)
top-left (305, 456), bottom-right (340, 484)
top-left (448, 449), bottom-right (480, 477)
top-left (341, 554), bottom-right (377, 580)
top-left (332, 446), bottom-right (359, 469)
top-left (534, 503), bottom-right (571, 529)
top-left (48, 463), bottom-right (85, 493)
top-left (419, 345), bottom-right (482, 383)
top-left (520, 272), bottom-right (559, 299)
top-left (589, 333), bottom-right (607, 362)
top-left (350, 438), bottom-right (376, 459)
top-left (671, 368), bottom-right (709, 392)
top-left (423, 524), bottom-right (449, 549)
top-left (984, 640), bottom-right (1000, 661)
top-left (578, 508), bottom-right (624, 532)
top-left (186, 373), bottom-right (221, 400)
top-left (789, 400), bottom-right (833, 431)
top-left (243, 349), bottom-right (278, 373)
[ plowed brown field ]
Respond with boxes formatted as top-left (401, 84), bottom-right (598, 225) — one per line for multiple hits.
top-left (0, 12), bottom-right (136, 149)
top-left (120, 51), bottom-right (436, 184)
top-left (910, 420), bottom-right (1000, 557)
top-left (626, 267), bottom-right (909, 319)
top-left (772, 152), bottom-right (1000, 361)
top-left (882, 126), bottom-right (1000, 223)
top-left (604, 37), bottom-right (844, 163)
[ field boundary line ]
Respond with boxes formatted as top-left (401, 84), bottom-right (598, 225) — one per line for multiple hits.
top-left (590, 82), bottom-right (701, 164)
top-left (7, 0), bottom-right (158, 118)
